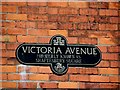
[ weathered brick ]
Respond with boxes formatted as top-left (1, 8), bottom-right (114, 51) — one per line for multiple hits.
top-left (109, 76), bottom-right (119, 82)
top-left (110, 17), bottom-right (119, 23)
top-left (80, 68), bottom-right (98, 75)
top-left (7, 43), bottom-right (18, 50)
top-left (28, 7), bottom-right (39, 14)
top-left (69, 16), bottom-right (87, 23)
top-left (59, 8), bottom-right (78, 15)
top-left (0, 74), bottom-right (7, 80)
top-left (58, 82), bottom-right (79, 88)
top-left (15, 21), bottom-right (26, 28)
top-left (90, 75), bottom-right (109, 82)
top-left (38, 66), bottom-right (52, 73)
top-left (99, 24), bottom-right (118, 30)
top-left (39, 7), bottom-right (47, 14)
top-left (67, 37), bottom-right (78, 44)
top-left (97, 61), bottom-right (109, 67)
top-left (69, 2), bottom-right (88, 8)
top-left (99, 9), bottom-right (118, 16)
top-left (108, 46), bottom-right (120, 52)
top-left (80, 9), bottom-right (98, 15)
top-left (58, 23), bottom-right (73, 30)
top-left (102, 53), bottom-right (118, 60)
top-left (2, 14), bottom-right (6, 20)
top-left (2, 6), bottom-right (17, 12)
top-left (100, 83), bottom-right (119, 89)
top-left (48, 8), bottom-right (58, 14)
top-left (29, 74), bottom-right (49, 80)
top-left (28, 2), bottom-right (47, 6)
top-left (2, 22), bottom-right (16, 28)
top-left (18, 82), bottom-right (37, 88)
top-left (99, 68), bottom-right (119, 75)
top-left (2, 82), bottom-right (17, 88)
top-left (49, 74), bottom-right (68, 81)
top-left (85, 83), bottom-right (100, 89)
top-left (38, 37), bottom-right (51, 43)
top-left (26, 22), bottom-right (36, 28)
top-left (1, 66), bottom-right (16, 73)
top-left (49, 30), bottom-right (68, 37)
top-left (40, 82), bottom-right (58, 88)
top-left (18, 6), bottom-right (27, 14)
top-left (48, 2), bottom-right (68, 7)
top-left (28, 29), bottom-right (48, 36)
top-left (1, 35), bottom-right (16, 42)
top-left (70, 75), bottom-right (89, 82)
top-left (79, 38), bottom-right (97, 44)
top-left (98, 46), bottom-right (107, 52)
top-left (17, 35), bottom-right (37, 43)
top-left (1, 43), bottom-right (6, 50)
top-left (99, 38), bottom-right (117, 45)
top-left (7, 28), bottom-right (26, 35)
top-left (109, 2), bottom-right (119, 9)
top-left (7, 14), bottom-right (27, 20)
top-left (110, 61), bottom-right (119, 67)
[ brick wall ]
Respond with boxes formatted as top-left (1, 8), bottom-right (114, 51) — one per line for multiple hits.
top-left (1, 2), bottom-right (120, 89)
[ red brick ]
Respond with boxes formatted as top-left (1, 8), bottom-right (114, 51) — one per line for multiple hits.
top-left (102, 53), bottom-right (118, 60)
top-left (2, 6), bottom-right (17, 12)
top-left (48, 8), bottom-right (58, 14)
top-left (28, 29), bottom-right (48, 36)
top-left (26, 22), bottom-right (36, 28)
top-left (110, 17), bottom-right (119, 23)
top-left (79, 82), bottom-right (86, 89)
top-left (40, 82), bottom-right (58, 88)
top-left (109, 2), bottom-right (119, 9)
top-left (38, 37), bottom-right (51, 43)
top-left (1, 66), bottom-right (16, 73)
top-left (1, 35), bottom-right (16, 42)
top-left (69, 2), bottom-right (88, 8)
top-left (0, 74), bottom-right (7, 80)
top-left (38, 22), bottom-right (57, 29)
top-left (7, 28), bottom-right (26, 35)
top-left (27, 66), bottom-right (37, 73)
top-left (99, 38), bottom-right (116, 45)
top-left (49, 74), bottom-right (68, 81)
top-left (85, 83), bottom-right (100, 89)
top-left (18, 82), bottom-right (37, 88)
top-left (17, 35), bottom-right (37, 43)
top-left (18, 6), bottom-right (27, 14)
top-left (7, 14), bottom-right (27, 20)
top-left (1, 43), bottom-right (6, 49)
top-left (28, 14), bottom-right (38, 21)
top-left (67, 67), bottom-right (79, 74)
top-left (1, 50), bottom-right (7, 57)
top-left (7, 59), bottom-right (18, 65)
top-left (100, 83), bottom-right (119, 89)
top-left (38, 15), bottom-right (48, 21)
top-left (108, 46), bottom-right (120, 52)
top-left (109, 76), bottom-right (119, 82)
top-left (70, 75), bottom-right (89, 82)
top-left (78, 38), bottom-right (97, 44)
top-left (49, 30), bottom-right (68, 37)
top-left (28, 2), bottom-right (47, 6)
top-left (48, 2), bottom-right (68, 7)
top-left (2, 14), bottom-right (6, 20)
top-left (69, 16), bottom-right (87, 22)
top-left (39, 7), bottom-right (47, 14)
top-left (58, 82), bottom-right (79, 88)
top-left (99, 24), bottom-right (118, 30)
top-left (90, 75), bottom-right (109, 82)
top-left (80, 9), bottom-right (98, 15)
top-left (7, 43), bottom-right (18, 50)
top-left (110, 61), bottom-right (119, 67)
top-left (7, 51), bottom-right (15, 57)
top-left (68, 30), bottom-right (87, 37)
top-left (8, 74), bottom-right (20, 80)
top-left (18, 65), bottom-right (29, 72)
top-left (58, 23), bottom-right (73, 30)
top-left (98, 46), bottom-right (107, 52)
top-left (15, 21), bottom-right (26, 28)
top-left (2, 82), bottom-right (17, 88)
top-left (29, 74), bottom-right (49, 80)
top-left (4, 2), bottom-right (27, 6)
top-left (80, 68), bottom-right (98, 74)
top-left (38, 66), bottom-right (52, 73)
top-left (67, 37), bottom-right (78, 44)
top-left (99, 9), bottom-right (118, 16)
top-left (27, 7), bottom-right (39, 14)
top-left (97, 61), bottom-right (109, 67)
top-left (59, 8), bottom-right (78, 15)
top-left (2, 22), bottom-right (16, 28)
top-left (0, 58), bottom-right (7, 65)
top-left (99, 68), bottom-right (119, 74)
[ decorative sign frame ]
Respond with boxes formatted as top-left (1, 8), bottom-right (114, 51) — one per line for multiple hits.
top-left (16, 35), bottom-right (102, 75)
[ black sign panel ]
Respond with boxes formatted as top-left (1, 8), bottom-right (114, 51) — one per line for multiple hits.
top-left (16, 35), bottom-right (102, 75)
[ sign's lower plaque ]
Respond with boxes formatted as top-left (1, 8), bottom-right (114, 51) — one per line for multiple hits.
top-left (16, 35), bottom-right (102, 75)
